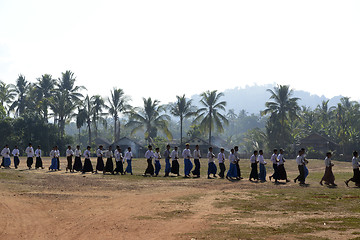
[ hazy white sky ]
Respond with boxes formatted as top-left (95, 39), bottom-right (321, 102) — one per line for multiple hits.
top-left (1, 0), bottom-right (359, 107)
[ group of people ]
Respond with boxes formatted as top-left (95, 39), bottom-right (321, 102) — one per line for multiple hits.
top-left (1, 143), bottom-right (360, 187)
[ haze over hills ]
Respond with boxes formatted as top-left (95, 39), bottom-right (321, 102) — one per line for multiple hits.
top-left (191, 84), bottom-right (347, 114)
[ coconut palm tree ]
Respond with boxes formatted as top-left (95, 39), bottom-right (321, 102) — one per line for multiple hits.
top-left (91, 95), bottom-right (107, 138)
top-left (262, 85), bottom-right (300, 148)
top-left (10, 74), bottom-right (29, 117)
top-left (107, 88), bottom-right (131, 142)
top-left (194, 90), bottom-right (228, 145)
top-left (169, 94), bottom-right (196, 146)
top-left (0, 81), bottom-right (16, 115)
top-left (35, 74), bottom-right (56, 122)
top-left (127, 97), bottom-right (172, 143)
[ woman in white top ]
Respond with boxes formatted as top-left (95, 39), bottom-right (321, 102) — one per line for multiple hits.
top-left (124, 147), bottom-right (133, 175)
top-left (66, 146), bottom-right (74, 172)
top-left (345, 151), bottom-right (360, 187)
top-left (249, 150), bottom-right (259, 181)
top-left (49, 146), bottom-right (58, 171)
top-left (1, 145), bottom-right (11, 168)
top-left (35, 146), bottom-right (44, 169)
top-left (144, 145), bottom-right (155, 176)
top-left (207, 147), bottom-right (217, 179)
top-left (258, 150), bottom-right (267, 182)
top-left (154, 147), bottom-right (161, 177)
top-left (320, 152), bottom-right (336, 186)
top-left (226, 148), bottom-right (237, 179)
top-left (12, 146), bottom-right (20, 169)
top-left (73, 145), bottom-right (83, 172)
top-left (170, 146), bottom-right (180, 176)
top-left (192, 145), bottom-right (201, 178)
top-left (104, 145), bottom-right (114, 175)
top-left (82, 146), bottom-right (94, 174)
top-left (25, 143), bottom-right (34, 169)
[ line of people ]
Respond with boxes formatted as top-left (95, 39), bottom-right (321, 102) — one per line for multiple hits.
top-left (2, 143), bottom-right (360, 187)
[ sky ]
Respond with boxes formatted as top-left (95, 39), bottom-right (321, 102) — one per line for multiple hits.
top-left (0, 0), bottom-right (359, 107)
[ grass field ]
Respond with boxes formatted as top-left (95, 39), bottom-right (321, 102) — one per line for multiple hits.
top-left (0, 157), bottom-right (359, 240)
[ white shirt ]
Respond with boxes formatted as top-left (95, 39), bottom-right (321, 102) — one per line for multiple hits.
top-left (193, 149), bottom-right (201, 159)
top-left (12, 149), bottom-right (20, 157)
top-left (234, 151), bottom-right (240, 162)
top-left (154, 152), bottom-right (161, 161)
top-left (124, 151), bottom-right (133, 160)
top-left (277, 154), bottom-right (285, 165)
top-left (25, 147), bottom-right (34, 157)
top-left (163, 149), bottom-right (170, 159)
top-left (296, 155), bottom-right (303, 165)
top-left (182, 149), bottom-right (192, 159)
top-left (352, 156), bottom-right (359, 169)
top-left (324, 157), bottom-right (332, 167)
top-left (145, 150), bottom-right (154, 159)
top-left (171, 150), bottom-right (179, 161)
top-left (35, 149), bottom-right (42, 157)
top-left (50, 150), bottom-right (55, 158)
top-left (66, 149), bottom-right (74, 157)
top-left (54, 150), bottom-right (60, 158)
top-left (96, 149), bottom-right (103, 158)
top-left (229, 153), bottom-right (236, 164)
top-left (270, 153), bottom-right (278, 164)
top-left (217, 152), bottom-right (225, 163)
top-left (207, 151), bottom-right (216, 163)
top-left (105, 150), bottom-right (113, 158)
top-left (258, 155), bottom-right (266, 165)
top-left (250, 154), bottom-right (257, 164)
top-left (114, 149), bottom-right (123, 162)
top-left (84, 150), bottom-right (91, 159)
top-left (1, 148), bottom-right (10, 158)
top-left (74, 149), bottom-right (82, 157)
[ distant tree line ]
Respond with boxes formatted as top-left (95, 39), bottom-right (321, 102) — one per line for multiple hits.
top-left (1, 72), bottom-right (360, 158)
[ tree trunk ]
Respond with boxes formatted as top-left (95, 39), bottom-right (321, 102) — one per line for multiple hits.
top-left (88, 121), bottom-right (92, 146)
top-left (114, 117), bottom-right (117, 142)
top-left (180, 116), bottom-right (183, 146)
top-left (78, 128), bottom-right (81, 144)
top-left (118, 119), bottom-right (121, 141)
top-left (209, 111), bottom-right (212, 145)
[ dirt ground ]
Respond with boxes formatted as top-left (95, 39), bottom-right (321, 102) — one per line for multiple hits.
top-left (0, 157), bottom-right (359, 240)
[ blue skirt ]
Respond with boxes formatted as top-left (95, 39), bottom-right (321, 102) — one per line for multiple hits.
top-left (304, 165), bottom-right (309, 179)
top-left (165, 158), bottom-right (171, 174)
top-left (259, 163), bottom-right (266, 181)
top-left (155, 160), bottom-right (161, 175)
top-left (50, 157), bottom-right (58, 170)
top-left (208, 162), bottom-right (217, 175)
top-left (226, 163), bottom-right (237, 178)
top-left (3, 157), bottom-right (11, 167)
top-left (184, 158), bottom-right (193, 176)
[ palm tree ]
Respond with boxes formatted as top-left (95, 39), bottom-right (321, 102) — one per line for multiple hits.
top-left (0, 81), bottom-right (16, 115)
top-left (126, 97), bottom-right (172, 143)
top-left (194, 90), bottom-right (228, 145)
top-left (262, 85), bottom-right (300, 148)
top-left (10, 74), bottom-right (29, 117)
top-left (74, 106), bottom-right (87, 144)
top-left (35, 74), bottom-right (55, 122)
top-left (169, 94), bottom-right (196, 146)
top-left (107, 88), bottom-right (131, 142)
top-left (52, 70), bottom-right (85, 138)
top-left (91, 95), bottom-right (107, 138)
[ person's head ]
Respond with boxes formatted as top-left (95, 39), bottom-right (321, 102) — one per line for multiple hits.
top-left (76, 145), bottom-right (80, 149)
top-left (5, 144), bottom-right (8, 148)
top-left (174, 146), bottom-right (178, 151)
top-left (14, 145), bottom-right (18, 149)
top-left (279, 149), bottom-right (284, 154)
top-left (29, 143), bottom-right (32, 147)
top-left (37, 145), bottom-right (41, 149)
top-left (273, 149), bottom-right (278, 154)
top-left (195, 145), bottom-right (199, 150)
top-left (259, 150), bottom-right (263, 155)
top-left (230, 148), bottom-right (234, 154)
top-left (209, 147), bottom-right (213, 152)
top-left (326, 152), bottom-right (332, 158)
top-left (221, 148), bottom-right (224, 153)
top-left (301, 148), bottom-right (306, 153)
top-left (108, 145), bottom-right (112, 150)
top-left (254, 150), bottom-right (258, 155)
top-left (148, 145), bottom-right (152, 150)
top-left (128, 147), bottom-right (131, 151)
top-left (166, 144), bottom-right (170, 150)
top-left (55, 145), bottom-right (58, 150)
top-left (234, 146), bottom-right (239, 151)
top-left (99, 145), bottom-right (103, 150)
top-left (353, 151), bottom-right (358, 157)
top-left (53, 146), bottom-right (56, 150)
top-left (155, 147), bottom-right (159, 152)
top-left (68, 145), bottom-right (71, 149)
top-left (185, 143), bottom-right (190, 149)
top-left (87, 146), bottom-right (91, 150)
top-left (298, 150), bottom-right (302, 155)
